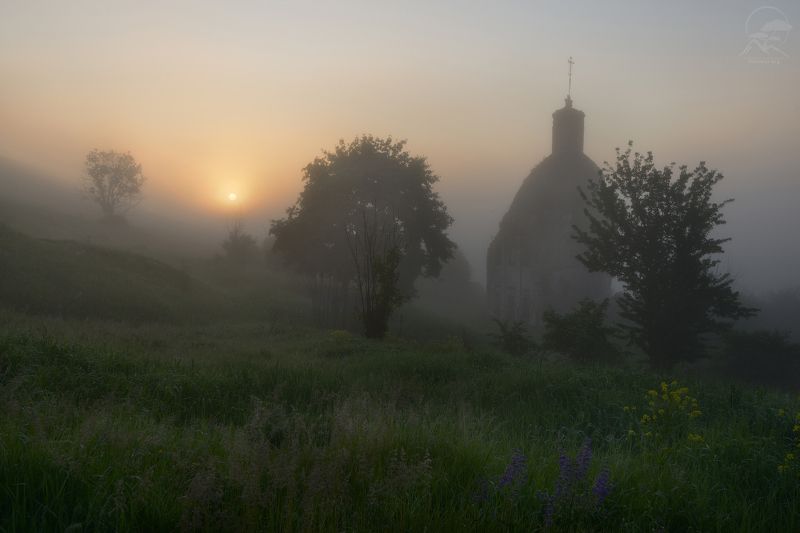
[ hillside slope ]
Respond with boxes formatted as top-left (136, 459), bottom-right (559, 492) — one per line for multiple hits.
top-left (0, 225), bottom-right (219, 322)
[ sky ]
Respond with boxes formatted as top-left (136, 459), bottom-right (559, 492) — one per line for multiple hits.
top-left (1, 0), bottom-right (799, 290)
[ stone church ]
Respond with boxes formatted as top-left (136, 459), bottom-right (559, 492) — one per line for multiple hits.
top-left (486, 93), bottom-right (611, 325)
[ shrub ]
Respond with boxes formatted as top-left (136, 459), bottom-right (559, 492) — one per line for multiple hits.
top-left (721, 329), bottom-right (800, 389)
top-left (542, 299), bottom-right (619, 362)
top-left (778, 411), bottom-right (800, 475)
top-left (624, 381), bottom-right (702, 444)
top-left (317, 329), bottom-right (358, 358)
top-left (222, 221), bottom-right (259, 265)
top-left (489, 319), bottom-right (536, 356)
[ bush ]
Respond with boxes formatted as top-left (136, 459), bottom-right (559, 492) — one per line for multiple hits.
top-left (722, 329), bottom-right (800, 389)
top-left (222, 221), bottom-right (259, 265)
top-left (623, 380), bottom-right (703, 444)
top-left (489, 319), bottom-right (536, 356)
top-left (542, 299), bottom-right (619, 362)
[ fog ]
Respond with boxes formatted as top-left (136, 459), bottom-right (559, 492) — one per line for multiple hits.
top-left (2, 0), bottom-right (799, 292)
top-left (5, 4), bottom-right (800, 528)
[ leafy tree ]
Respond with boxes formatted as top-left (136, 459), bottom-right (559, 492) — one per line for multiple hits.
top-left (573, 143), bottom-right (755, 369)
top-left (222, 220), bottom-right (258, 265)
top-left (270, 135), bottom-right (455, 337)
top-left (542, 299), bottom-right (619, 362)
top-left (83, 149), bottom-right (145, 221)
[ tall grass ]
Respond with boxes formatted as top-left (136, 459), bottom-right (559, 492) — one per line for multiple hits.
top-left (1, 313), bottom-right (798, 531)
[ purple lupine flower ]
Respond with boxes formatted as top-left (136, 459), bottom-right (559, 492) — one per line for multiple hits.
top-left (592, 468), bottom-right (612, 506)
top-left (554, 450), bottom-right (573, 499)
top-left (542, 494), bottom-right (555, 527)
top-left (574, 439), bottom-right (592, 482)
top-left (497, 449), bottom-right (527, 495)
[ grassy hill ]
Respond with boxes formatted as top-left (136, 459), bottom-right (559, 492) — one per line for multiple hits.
top-left (0, 225), bottom-right (220, 322)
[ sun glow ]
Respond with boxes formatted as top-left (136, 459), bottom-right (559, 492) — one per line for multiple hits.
top-left (228, 192), bottom-right (238, 202)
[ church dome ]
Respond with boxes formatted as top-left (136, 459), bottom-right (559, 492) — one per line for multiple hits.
top-left (500, 149), bottom-right (599, 234)
top-left (486, 94), bottom-right (610, 324)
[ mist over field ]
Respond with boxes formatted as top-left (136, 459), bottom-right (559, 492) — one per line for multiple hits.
top-left (1, 2), bottom-right (799, 531)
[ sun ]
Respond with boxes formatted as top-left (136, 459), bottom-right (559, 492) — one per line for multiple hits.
top-left (228, 192), bottom-right (238, 202)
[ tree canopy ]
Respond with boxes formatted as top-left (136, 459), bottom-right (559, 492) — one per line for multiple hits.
top-left (573, 143), bottom-right (755, 368)
top-left (270, 135), bottom-right (455, 336)
top-left (83, 149), bottom-right (145, 221)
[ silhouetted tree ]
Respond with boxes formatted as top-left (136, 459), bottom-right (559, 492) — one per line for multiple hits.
top-left (270, 135), bottom-right (455, 337)
top-left (222, 220), bottom-right (258, 265)
top-left (83, 149), bottom-right (145, 222)
top-left (573, 143), bottom-right (755, 369)
top-left (542, 299), bottom-right (619, 362)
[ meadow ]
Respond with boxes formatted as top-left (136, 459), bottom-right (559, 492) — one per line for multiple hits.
top-left (1, 225), bottom-right (799, 532)
top-left (1, 309), bottom-right (799, 532)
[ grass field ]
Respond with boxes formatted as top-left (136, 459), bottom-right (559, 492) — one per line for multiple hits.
top-left (2, 308), bottom-right (799, 532)
top-left (1, 226), bottom-right (799, 531)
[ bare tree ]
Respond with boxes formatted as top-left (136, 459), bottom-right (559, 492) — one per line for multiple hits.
top-left (83, 149), bottom-right (145, 221)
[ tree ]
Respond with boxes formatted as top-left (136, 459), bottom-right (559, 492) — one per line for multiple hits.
top-left (542, 299), bottom-right (619, 362)
top-left (270, 135), bottom-right (455, 337)
top-left (83, 149), bottom-right (146, 221)
top-left (222, 220), bottom-right (258, 265)
top-left (573, 143), bottom-right (755, 369)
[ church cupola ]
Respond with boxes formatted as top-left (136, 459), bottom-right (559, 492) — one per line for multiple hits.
top-left (551, 57), bottom-right (584, 155)
top-left (552, 98), bottom-right (585, 154)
